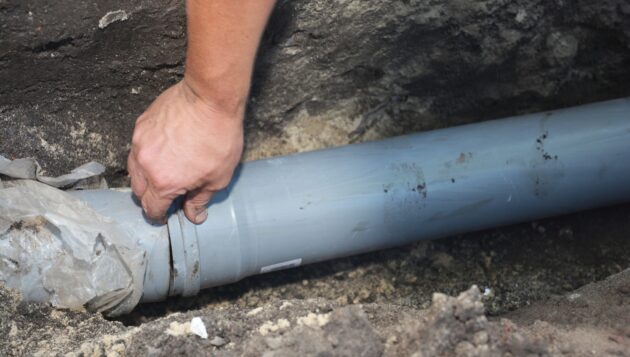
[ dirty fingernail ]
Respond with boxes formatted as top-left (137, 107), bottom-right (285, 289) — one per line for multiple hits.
top-left (195, 209), bottom-right (208, 224)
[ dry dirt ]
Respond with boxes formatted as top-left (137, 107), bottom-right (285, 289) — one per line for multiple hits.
top-left (1, 203), bottom-right (630, 356)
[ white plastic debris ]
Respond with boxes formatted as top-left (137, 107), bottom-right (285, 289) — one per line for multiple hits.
top-left (190, 317), bottom-right (208, 339)
top-left (0, 155), bottom-right (106, 188)
top-left (0, 180), bottom-right (146, 316)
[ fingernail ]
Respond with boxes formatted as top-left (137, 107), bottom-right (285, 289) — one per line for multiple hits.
top-left (195, 209), bottom-right (208, 224)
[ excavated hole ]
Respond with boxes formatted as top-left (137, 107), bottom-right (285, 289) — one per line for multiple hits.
top-left (2, 0), bottom-right (630, 354)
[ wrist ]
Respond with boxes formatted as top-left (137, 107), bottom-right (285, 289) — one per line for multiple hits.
top-left (182, 71), bottom-right (249, 118)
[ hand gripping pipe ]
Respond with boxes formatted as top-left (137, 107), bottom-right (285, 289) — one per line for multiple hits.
top-left (71, 98), bottom-right (630, 303)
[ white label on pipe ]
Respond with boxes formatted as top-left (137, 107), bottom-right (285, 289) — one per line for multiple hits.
top-left (260, 258), bottom-right (303, 273)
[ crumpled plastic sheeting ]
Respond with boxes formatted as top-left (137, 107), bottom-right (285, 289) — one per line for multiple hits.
top-left (0, 180), bottom-right (146, 316)
top-left (0, 155), bottom-right (106, 188)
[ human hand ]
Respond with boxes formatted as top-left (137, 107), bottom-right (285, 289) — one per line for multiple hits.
top-left (127, 79), bottom-right (244, 224)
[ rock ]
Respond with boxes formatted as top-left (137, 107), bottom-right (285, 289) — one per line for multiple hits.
top-left (0, 285), bottom-right (127, 356)
top-left (546, 31), bottom-right (579, 63)
top-left (244, 306), bottom-right (384, 356)
top-left (209, 336), bottom-right (227, 347)
top-left (2, 0), bottom-right (630, 176)
top-left (4, 269), bottom-right (630, 356)
top-left (431, 252), bottom-right (455, 269)
top-left (246, 307), bottom-right (264, 316)
top-left (387, 286), bottom-right (550, 356)
top-left (258, 318), bottom-right (291, 336)
top-left (296, 312), bottom-right (330, 328)
top-left (98, 10), bottom-right (129, 29)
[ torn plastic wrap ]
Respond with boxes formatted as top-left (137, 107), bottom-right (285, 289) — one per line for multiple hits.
top-left (0, 155), bottom-right (107, 188)
top-left (0, 180), bottom-right (147, 316)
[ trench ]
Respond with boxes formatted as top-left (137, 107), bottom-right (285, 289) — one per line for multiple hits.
top-left (2, 0), bottom-right (630, 355)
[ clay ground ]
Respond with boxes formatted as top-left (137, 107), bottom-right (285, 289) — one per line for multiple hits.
top-left (1, 0), bottom-right (630, 356)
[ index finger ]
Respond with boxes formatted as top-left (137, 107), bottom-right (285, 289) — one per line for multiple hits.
top-left (140, 186), bottom-right (174, 224)
top-left (128, 150), bottom-right (148, 200)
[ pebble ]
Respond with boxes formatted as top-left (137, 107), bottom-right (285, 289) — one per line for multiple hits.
top-left (210, 336), bottom-right (227, 347)
top-left (473, 330), bottom-right (489, 346)
top-left (246, 307), bottom-right (263, 316)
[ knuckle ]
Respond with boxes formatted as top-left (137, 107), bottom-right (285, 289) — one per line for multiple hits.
top-left (141, 199), bottom-right (155, 217)
top-left (135, 149), bottom-right (153, 168)
top-left (142, 198), bottom-right (166, 220)
top-left (214, 176), bottom-right (232, 190)
top-left (131, 127), bottom-right (146, 147)
top-left (152, 175), bottom-right (174, 191)
top-left (131, 137), bottom-right (141, 150)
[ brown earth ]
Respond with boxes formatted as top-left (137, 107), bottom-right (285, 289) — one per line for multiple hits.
top-left (1, 203), bottom-right (629, 356)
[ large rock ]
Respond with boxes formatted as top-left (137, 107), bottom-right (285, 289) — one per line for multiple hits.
top-left (1, 0), bottom-right (629, 176)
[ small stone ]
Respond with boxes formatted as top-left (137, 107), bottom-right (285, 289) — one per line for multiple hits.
top-left (297, 312), bottom-right (330, 328)
top-left (353, 288), bottom-right (371, 303)
top-left (515, 9), bottom-right (527, 23)
top-left (473, 330), bottom-right (488, 346)
top-left (279, 301), bottom-right (293, 310)
top-left (431, 252), bottom-right (454, 269)
top-left (209, 336), bottom-right (227, 347)
top-left (559, 226), bottom-right (574, 238)
top-left (259, 318), bottom-right (291, 336)
top-left (165, 321), bottom-right (191, 337)
top-left (547, 32), bottom-right (579, 62)
top-left (385, 335), bottom-right (398, 346)
top-left (617, 284), bottom-right (630, 295)
top-left (264, 336), bottom-right (285, 350)
top-left (455, 341), bottom-right (476, 356)
top-left (404, 274), bottom-right (417, 284)
top-left (98, 10), bottom-right (129, 29)
top-left (336, 295), bottom-right (349, 305)
top-left (109, 343), bottom-right (126, 356)
top-left (347, 268), bottom-right (366, 278)
top-left (8, 322), bottom-right (18, 337)
top-left (246, 307), bottom-right (263, 316)
top-left (377, 279), bottom-right (395, 295)
top-left (247, 296), bottom-right (261, 306)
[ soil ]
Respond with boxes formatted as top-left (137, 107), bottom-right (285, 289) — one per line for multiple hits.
top-left (1, 0), bottom-right (630, 175)
top-left (1, 0), bottom-right (630, 356)
top-left (1, 204), bottom-right (629, 356)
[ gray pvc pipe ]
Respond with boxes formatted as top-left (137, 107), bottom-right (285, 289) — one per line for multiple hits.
top-left (69, 188), bottom-right (172, 302)
top-left (74, 98), bottom-right (630, 303)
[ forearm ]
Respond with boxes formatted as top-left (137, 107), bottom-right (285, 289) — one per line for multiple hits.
top-left (184, 0), bottom-right (276, 114)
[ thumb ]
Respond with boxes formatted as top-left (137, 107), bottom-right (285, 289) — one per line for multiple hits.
top-left (183, 187), bottom-right (215, 224)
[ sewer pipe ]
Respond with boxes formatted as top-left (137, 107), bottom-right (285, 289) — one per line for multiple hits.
top-left (72, 98), bottom-right (630, 303)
